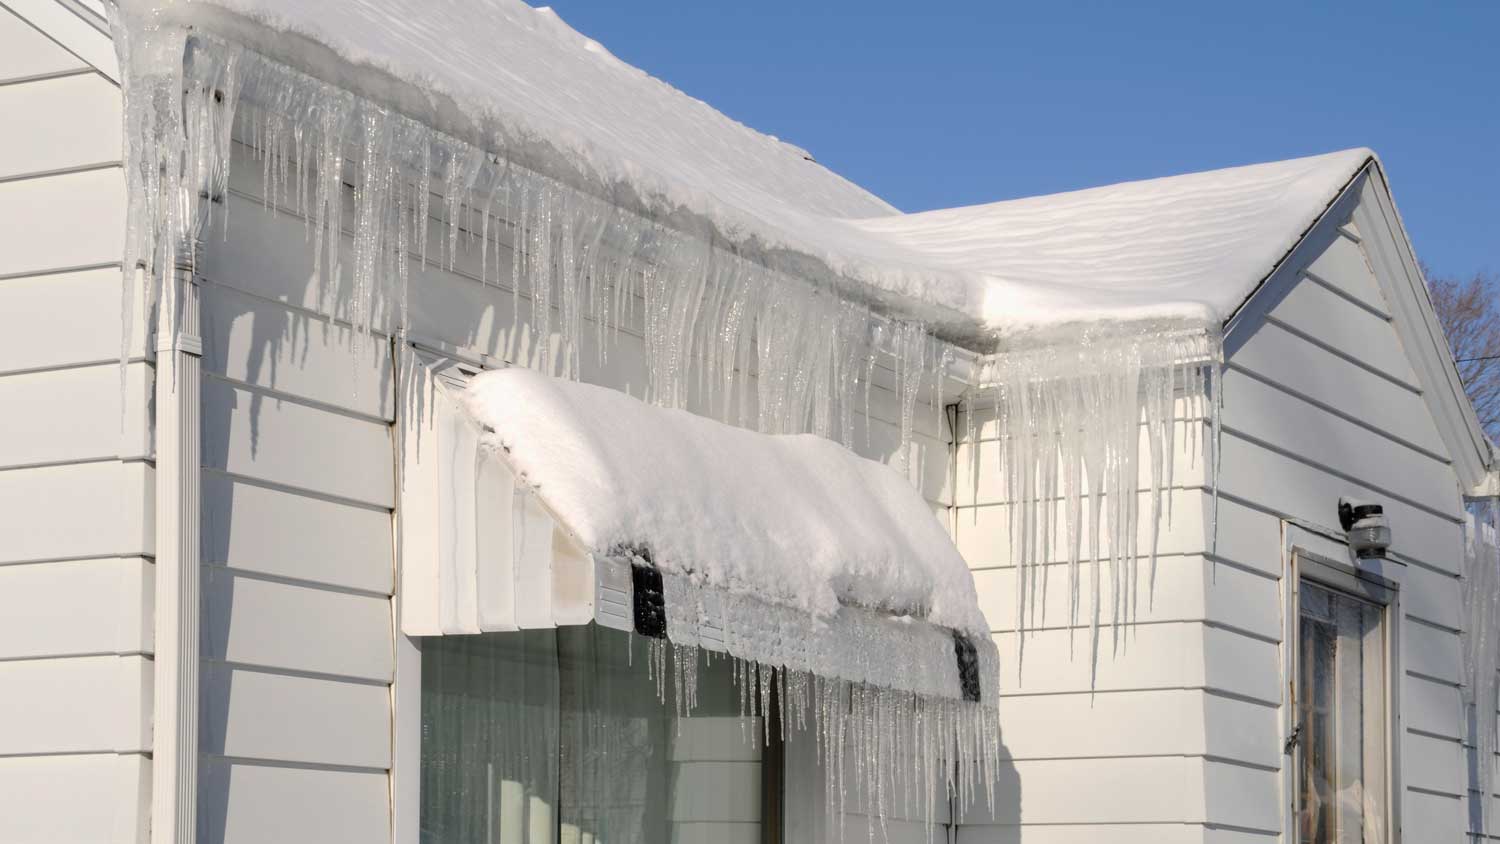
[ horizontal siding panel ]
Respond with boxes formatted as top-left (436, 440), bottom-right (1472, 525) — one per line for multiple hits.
top-left (996, 622), bottom-right (1202, 695)
top-left (1405, 620), bottom-right (1461, 685)
top-left (957, 824), bottom-right (1202, 844)
top-left (199, 758), bottom-right (390, 844)
top-left (0, 655), bottom-right (150, 754)
top-left (0, 752), bottom-right (148, 844)
top-left (201, 379), bottom-right (394, 508)
top-left (1201, 761), bottom-right (1278, 832)
top-left (670, 717), bottom-right (762, 763)
top-left (201, 664), bottom-right (390, 770)
top-left (1301, 233), bottom-right (1389, 317)
top-left (201, 283), bottom-right (395, 421)
top-left (0, 72), bottom-right (120, 179)
top-left (1202, 626), bottom-right (1279, 704)
top-left (203, 569), bottom-right (392, 682)
top-left (1203, 692), bottom-right (1280, 770)
top-left (962, 756), bottom-right (1201, 825)
top-left (0, 361), bottom-right (149, 468)
top-left (0, 268), bottom-right (145, 374)
top-left (1404, 730), bottom-right (1464, 797)
top-left (1221, 368), bottom-right (1458, 514)
top-left (954, 488), bottom-right (1209, 569)
top-left (1217, 430), bottom-right (1462, 574)
top-left (0, 460), bottom-right (153, 563)
top-left (0, 167), bottom-right (123, 277)
top-left (0, 7), bottom-right (88, 81)
top-left (1404, 673), bottom-right (1463, 741)
top-left (1267, 276), bottom-right (1418, 388)
top-left (997, 688), bottom-right (1202, 759)
top-left (0, 557), bottom-right (151, 659)
top-left (1210, 495), bottom-right (1283, 577)
top-left (1230, 320), bottom-right (1447, 459)
top-left (199, 192), bottom-right (388, 330)
top-left (669, 761), bottom-right (761, 822)
top-left (1404, 788), bottom-right (1464, 842)
top-left (203, 473), bottom-right (392, 594)
top-left (1400, 561), bottom-right (1462, 631)
top-left (974, 555), bottom-right (1277, 642)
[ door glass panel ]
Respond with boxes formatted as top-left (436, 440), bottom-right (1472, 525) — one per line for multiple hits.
top-left (1297, 580), bottom-right (1387, 844)
top-left (420, 626), bottom-right (764, 844)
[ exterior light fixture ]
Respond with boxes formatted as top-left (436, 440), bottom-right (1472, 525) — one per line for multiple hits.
top-left (1338, 497), bottom-right (1392, 559)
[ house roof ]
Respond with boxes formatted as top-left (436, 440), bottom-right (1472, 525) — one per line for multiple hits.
top-left (125, 0), bottom-right (992, 336)
top-left (127, 0), bottom-right (1390, 345)
top-left (108, 1), bottom-right (1493, 479)
top-left (851, 148), bottom-right (1376, 339)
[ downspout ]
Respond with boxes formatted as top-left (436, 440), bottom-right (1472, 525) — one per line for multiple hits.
top-left (150, 248), bottom-right (203, 844)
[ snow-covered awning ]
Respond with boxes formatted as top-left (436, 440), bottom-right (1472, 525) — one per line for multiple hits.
top-left (399, 364), bottom-right (997, 703)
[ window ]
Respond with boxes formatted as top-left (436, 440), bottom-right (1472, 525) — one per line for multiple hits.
top-left (419, 625), bottom-right (777, 844)
top-left (1293, 571), bottom-right (1393, 844)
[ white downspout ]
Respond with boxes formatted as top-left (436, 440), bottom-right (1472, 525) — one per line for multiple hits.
top-left (150, 251), bottom-right (203, 844)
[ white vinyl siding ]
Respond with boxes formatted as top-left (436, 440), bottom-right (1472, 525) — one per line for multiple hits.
top-left (195, 168), bottom-right (398, 841)
top-left (1222, 213), bottom-right (1466, 841)
top-left (0, 10), bottom-right (147, 843)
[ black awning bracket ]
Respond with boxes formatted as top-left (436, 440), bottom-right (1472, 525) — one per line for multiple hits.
top-left (953, 632), bottom-right (981, 702)
top-left (631, 564), bottom-right (667, 639)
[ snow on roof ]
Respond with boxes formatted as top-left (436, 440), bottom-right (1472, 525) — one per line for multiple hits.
top-left (127, 0), bottom-right (987, 329)
top-left (460, 367), bottom-right (990, 638)
top-left (124, 1), bottom-right (1372, 340)
top-left (851, 148), bottom-right (1375, 337)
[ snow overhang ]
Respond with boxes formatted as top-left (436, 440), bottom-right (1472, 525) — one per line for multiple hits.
top-left (399, 364), bottom-right (998, 703)
top-left (118, 0), bottom-right (994, 349)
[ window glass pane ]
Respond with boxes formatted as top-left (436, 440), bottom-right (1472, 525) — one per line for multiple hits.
top-left (421, 627), bottom-right (765, 844)
top-left (1297, 580), bottom-right (1386, 844)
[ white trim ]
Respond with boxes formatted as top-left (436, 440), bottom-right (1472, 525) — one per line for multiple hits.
top-left (0, 0), bottom-right (118, 82)
top-left (1281, 519), bottom-right (1405, 844)
top-left (1349, 167), bottom-right (1495, 493)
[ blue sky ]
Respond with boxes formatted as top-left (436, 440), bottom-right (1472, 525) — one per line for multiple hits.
top-left (546, 1), bottom-right (1497, 280)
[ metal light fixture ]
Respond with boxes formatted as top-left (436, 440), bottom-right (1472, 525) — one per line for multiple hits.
top-left (1339, 497), bottom-right (1392, 559)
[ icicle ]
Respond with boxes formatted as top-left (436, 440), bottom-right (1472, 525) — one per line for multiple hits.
top-left (978, 325), bottom-right (1223, 677)
top-left (1463, 499), bottom-right (1500, 837)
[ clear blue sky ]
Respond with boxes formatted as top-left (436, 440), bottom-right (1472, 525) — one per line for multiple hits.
top-left (545, 1), bottom-right (1497, 280)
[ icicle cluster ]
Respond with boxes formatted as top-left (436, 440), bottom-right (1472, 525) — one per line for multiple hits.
top-left (115, 15), bottom-right (240, 386)
top-left (116, 22), bottom-right (950, 462)
top-left (966, 327), bottom-right (1222, 676)
top-left (648, 566), bottom-right (1000, 838)
top-left (641, 639), bottom-right (997, 842)
top-left (114, 20), bottom-right (989, 834)
top-left (1463, 499), bottom-right (1500, 837)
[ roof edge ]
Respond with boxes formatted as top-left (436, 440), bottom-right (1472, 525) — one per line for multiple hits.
top-left (1227, 157), bottom-right (1495, 492)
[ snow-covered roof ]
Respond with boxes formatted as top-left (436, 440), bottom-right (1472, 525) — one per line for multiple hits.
top-left (127, 0), bottom-right (987, 332)
top-left (460, 367), bottom-right (990, 639)
top-left (124, 0), bottom-right (1372, 342)
top-left (851, 148), bottom-right (1375, 337)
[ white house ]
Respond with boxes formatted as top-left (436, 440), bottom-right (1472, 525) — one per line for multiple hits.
top-left (0, 1), bottom-right (1494, 843)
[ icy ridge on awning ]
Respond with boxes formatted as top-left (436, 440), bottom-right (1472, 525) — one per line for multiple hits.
top-left (461, 367), bottom-right (990, 640)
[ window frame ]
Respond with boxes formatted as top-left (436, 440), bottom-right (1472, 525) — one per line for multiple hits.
top-left (1283, 532), bottom-right (1403, 844)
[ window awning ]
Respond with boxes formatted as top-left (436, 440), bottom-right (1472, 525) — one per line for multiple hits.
top-left (399, 362), bottom-right (997, 703)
